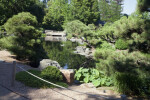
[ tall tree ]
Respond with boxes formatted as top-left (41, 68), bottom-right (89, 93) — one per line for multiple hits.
top-left (98, 0), bottom-right (123, 22)
top-left (71, 0), bottom-right (100, 25)
top-left (43, 0), bottom-right (69, 30)
top-left (0, 0), bottom-right (45, 25)
top-left (136, 0), bottom-right (150, 13)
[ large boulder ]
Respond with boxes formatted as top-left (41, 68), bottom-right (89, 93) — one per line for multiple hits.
top-left (60, 69), bottom-right (75, 84)
top-left (39, 59), bottom-right (61, 70)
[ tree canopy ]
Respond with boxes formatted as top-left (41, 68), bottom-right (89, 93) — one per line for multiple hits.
top-left (98, 0), bottom-right (123, 22)
top-left (0, 0), bottom-right (45, 25)
top-left (4, 12), bottom-right (42, 60)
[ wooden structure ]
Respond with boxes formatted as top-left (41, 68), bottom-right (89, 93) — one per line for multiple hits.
top-left (45, 30), bottom-right (66, 42)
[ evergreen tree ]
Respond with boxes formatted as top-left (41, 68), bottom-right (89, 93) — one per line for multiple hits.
top-left (98, 0), bottom-right (123, 22)
top-left (70, 0), bottom-right (100, 24)
top-left (137, 0), bottom-right (150, 13)
top-left (43, 0), bottom-right (70, 30)
top-left (0, 0), bottom-right (45, 25)
top-left (4, 12), bottom-right (43, 65)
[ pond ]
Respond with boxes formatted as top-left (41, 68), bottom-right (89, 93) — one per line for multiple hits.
top-left (43, 41), bottom-right (95, 69)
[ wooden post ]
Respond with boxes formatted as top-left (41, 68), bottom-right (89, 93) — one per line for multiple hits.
top-left (11, 61), bottom-right (16, 87)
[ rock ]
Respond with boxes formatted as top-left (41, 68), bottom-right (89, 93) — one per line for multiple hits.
top-left (76, 46), bottom-right (86, 53)
top-left (0, 59), bottom-right (5, 62)
top-left (70, 37), bottom-right (84, 44)
top-left (74, 46), bottom-right (93, 58)
top-left (39, 59), bottom-right (61, 70)
top-left (80, 83), bottom-right (95, 88)
top-left (76, 39), bottom-right (84, 44)
top-left (60, 69), bottom-right (75, 84)
top-left (85, 48), bottom-right (90, 54)
top-left (86, 83), bottom-right (95, 88)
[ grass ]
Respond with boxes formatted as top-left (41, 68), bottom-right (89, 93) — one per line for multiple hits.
top-left (16, 70), bottom-right (68, 88)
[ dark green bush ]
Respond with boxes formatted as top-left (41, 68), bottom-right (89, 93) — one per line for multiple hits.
top-left (41, 66), bottom-right (63, 81)
top-left (115, 73), bottom-right (143, 95)
top-left (115, 39), bottom-right (128, 50)
top-left (16, 69), bottom-right (67, 88)
top-left (94, 50), bottom-right (150, 96)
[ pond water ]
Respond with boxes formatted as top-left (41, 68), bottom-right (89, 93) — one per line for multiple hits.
top-left (43, 41), bottom-right (95, 69)
top-left (63, 63), bottom-right (68, 69)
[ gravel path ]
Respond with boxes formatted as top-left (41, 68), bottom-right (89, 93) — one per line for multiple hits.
top-left (0, 50), bottom-right (121, 100)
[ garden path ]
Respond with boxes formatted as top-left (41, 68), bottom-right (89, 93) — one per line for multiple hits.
top-left (0, 50), bottom-right (121, 100)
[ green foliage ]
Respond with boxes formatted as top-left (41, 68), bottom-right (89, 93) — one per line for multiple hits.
top-left (115, 39), bottom-right (128, 50)
top-left (0, 36), bottom-right (16, 50)
top-left (64, 20), bottom-right (98, 46)
top-left (16, 69), bottom-right (67, 88)
top-left (64, 20), bottom-right (89, 38)
top-left (70, 0), bottom-right (100, 24)
top-left (97, 13), bottom-right (150, 53)
top-left (0, 26), bottom-right (5, 38)
top-left (94, 49), bottom-right (114, 60)
top-left (43, 0), bottom-right (100, 30)
top-left (98, 0), bottom-right (122, 22)
top-left (41, 66), bottom-right (63, 81)
top-left (96, 41), bottom-right (115, 50)
top-left (4, 12), bottom-right (45, 67)
top-left (75, 67), bottom-right (113, 87)
top-left (115, 73), bottom-right (143, 95)
top-left (94, 49), bottom-right (150, 96)
top-left (137, 0), bottom-right (150, 13)
top-left (4, 12), bottom-right (39, 38)
top-left (43, 0), bottom-right (69, 30)
top-left (0, 0), bottom-right (45, 25)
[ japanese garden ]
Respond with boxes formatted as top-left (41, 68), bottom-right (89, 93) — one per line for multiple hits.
top-left (0, 0), bottom-right (150, 99)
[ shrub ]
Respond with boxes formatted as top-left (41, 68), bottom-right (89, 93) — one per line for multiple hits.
top-left (94, 50), bottom-right (150, 96)
top-left (63, 20), bottom-right (97, 46)
top-left (75, 67), bottom-right (113, 87)
top-left (4, 12), bottom-right (44, 67)
top-left (97, 14), bottom-right (150, 52)
top-left (94, 49), bottom-right (114, 60)
top-left (63, 20), bottom-right (89, 38)
top-left (16, 68), bottom-right (67, 88)
top-left (115, 73), bottom-right (143, 95)
top-left (41, 66), bottom-right (63, 81)
top-left (115, 39), bottom-right (128, 50)
top-left (0, 36), bottom-right (16, 50)
top-left (99, 41), bottom-right (115, 50)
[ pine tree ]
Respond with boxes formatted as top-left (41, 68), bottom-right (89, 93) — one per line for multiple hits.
top-left (98, 0), bottom-right (123, 22)
top-left (136, 0), bottom-right (150, 13)
top-left (43, 0), bottom-right (69, 30)
top-left (70, 0), bottom-right (100, 24)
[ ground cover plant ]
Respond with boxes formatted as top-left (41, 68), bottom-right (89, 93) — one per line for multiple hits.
top-left (16, 66), bottom-right (68, 88)
top-left (75, 67), bottom-right (113, 87)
